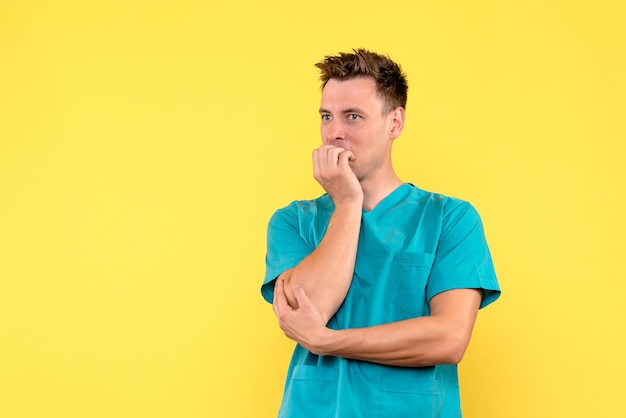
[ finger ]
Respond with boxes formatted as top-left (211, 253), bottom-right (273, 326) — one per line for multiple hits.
top-left (275, 279), bottom-right (286, 304)
top-left (292, 286), bottom-right (325, 327)
top-left (292, 285), bottom-right (310, 309)
top-left (325, 146), bottom-right (346, 168)
top-left (272, 281), bottom-right (279, 315)
top-left (273, 279), bottom-right (286, 315)
top-left (319, 145), bottom-right (332, 170)
top-left (319, 145), bottom-right (344, 164)
top-left (312, 149), bottom-right (320, 179)
top-left (274, 277), bottom-right (282, 293)
top-left (337, 150), bottom-right (355, 166)
top-left (318, 144), bottom-right (340, 152)
top-left (314, 146), bottom-right (331, 179)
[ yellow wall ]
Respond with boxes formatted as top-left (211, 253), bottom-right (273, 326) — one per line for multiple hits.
top-left (1, 1), bottom-right (624, 417)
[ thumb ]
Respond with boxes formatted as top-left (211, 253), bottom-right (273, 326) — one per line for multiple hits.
top-left (292, 285), bottom-right (309, 307)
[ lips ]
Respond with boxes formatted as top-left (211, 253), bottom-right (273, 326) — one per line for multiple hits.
top-left (329, 142), bottom-right (350, 152)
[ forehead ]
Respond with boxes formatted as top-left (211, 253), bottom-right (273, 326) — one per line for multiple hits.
top-left (320, 77), bottom-right (384, 111)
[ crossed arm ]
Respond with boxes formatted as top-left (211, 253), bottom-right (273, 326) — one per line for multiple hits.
top-left (273, 204), bottom-right (483, 368)
top-left (274, 278), bottom-right (482, 367)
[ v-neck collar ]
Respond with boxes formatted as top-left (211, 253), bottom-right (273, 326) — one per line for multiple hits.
top-left (362, 183), bottom-right (413, 216)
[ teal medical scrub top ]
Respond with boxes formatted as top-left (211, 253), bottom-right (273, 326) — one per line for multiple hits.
top-left (262, 183), bottom-right (500, 418)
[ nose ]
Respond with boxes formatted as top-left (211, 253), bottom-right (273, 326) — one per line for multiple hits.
top-left (322, 119), bottom-right (346, 144)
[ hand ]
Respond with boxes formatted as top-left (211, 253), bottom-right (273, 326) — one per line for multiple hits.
top-left (312, 145), bottom-right (363, 207)
top-left (273, 278), bottom-right (332, 355)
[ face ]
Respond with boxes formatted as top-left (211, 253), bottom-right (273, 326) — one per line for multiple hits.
top-left (319, 77), bottom-right (402, 181)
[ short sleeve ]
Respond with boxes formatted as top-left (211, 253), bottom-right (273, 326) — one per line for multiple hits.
top-left (426, 201), bottom-right (500, 309)
top-left (261, 204), bottom-right (315, 304)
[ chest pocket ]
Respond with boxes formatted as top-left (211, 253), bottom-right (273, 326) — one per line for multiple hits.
top-left (388, 251), bottom-right (435, 319)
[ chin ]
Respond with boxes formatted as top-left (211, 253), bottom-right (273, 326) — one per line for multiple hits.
top-left (350, 166), bottom-right (363, 180)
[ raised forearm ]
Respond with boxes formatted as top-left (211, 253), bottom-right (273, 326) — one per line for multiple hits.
top-left (282, 203), bottom-right (361, 323)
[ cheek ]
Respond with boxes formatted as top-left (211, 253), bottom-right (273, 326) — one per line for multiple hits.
top-left (319, 126), bottom-right (328, 143)
top-left (320, 124), bottom-right (335, 141)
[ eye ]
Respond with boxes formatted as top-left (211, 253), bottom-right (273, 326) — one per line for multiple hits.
top-left (348, 114), bottom-right (361, 121)
top-left (321, 114), bottom-right (332, 121)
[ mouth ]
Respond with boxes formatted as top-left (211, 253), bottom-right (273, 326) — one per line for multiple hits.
top-left (325, 141), bottom-right (355, 161)
top-left (329, 141), bottom-right (347, 149)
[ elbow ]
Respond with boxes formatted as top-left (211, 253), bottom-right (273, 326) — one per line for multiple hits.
top-left (435, 347), bottom-right (466, 366)
top-left (438, 335), bottom-right (472, 365)
top-left (444, 347), bottom-right (467, 365)
top-left (436, 318), bottom-right (476, 365)
top-left (277, 272), bottom-right (334, 325)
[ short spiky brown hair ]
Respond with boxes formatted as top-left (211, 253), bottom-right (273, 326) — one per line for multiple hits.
top-left (315, 49), bottom-right (408, 113)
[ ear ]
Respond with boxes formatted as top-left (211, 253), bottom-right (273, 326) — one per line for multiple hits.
top-left (389, 107), bottom-right (405, 140)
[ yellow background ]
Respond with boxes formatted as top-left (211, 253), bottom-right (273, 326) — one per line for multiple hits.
top-left (1, 1), bottom-right (624, 417)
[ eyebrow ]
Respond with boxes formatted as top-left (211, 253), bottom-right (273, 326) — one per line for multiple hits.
top-left (318, 107), bottom-right (367, 115)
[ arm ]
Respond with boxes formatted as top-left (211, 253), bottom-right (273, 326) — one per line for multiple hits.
top-left (274, 278), bottom-right (482, 367)
top-left (280, 145), bottom-right (363, 324)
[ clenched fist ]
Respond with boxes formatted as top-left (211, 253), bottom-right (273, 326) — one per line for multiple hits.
top-left (312, 145), bottom-right (363, 207)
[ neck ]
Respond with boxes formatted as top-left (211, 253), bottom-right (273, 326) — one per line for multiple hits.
top-left (360, 171), bottom-right (403, 211)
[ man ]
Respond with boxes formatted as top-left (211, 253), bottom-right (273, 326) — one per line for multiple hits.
top-left (261, 49), bottom-right (500, 417)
